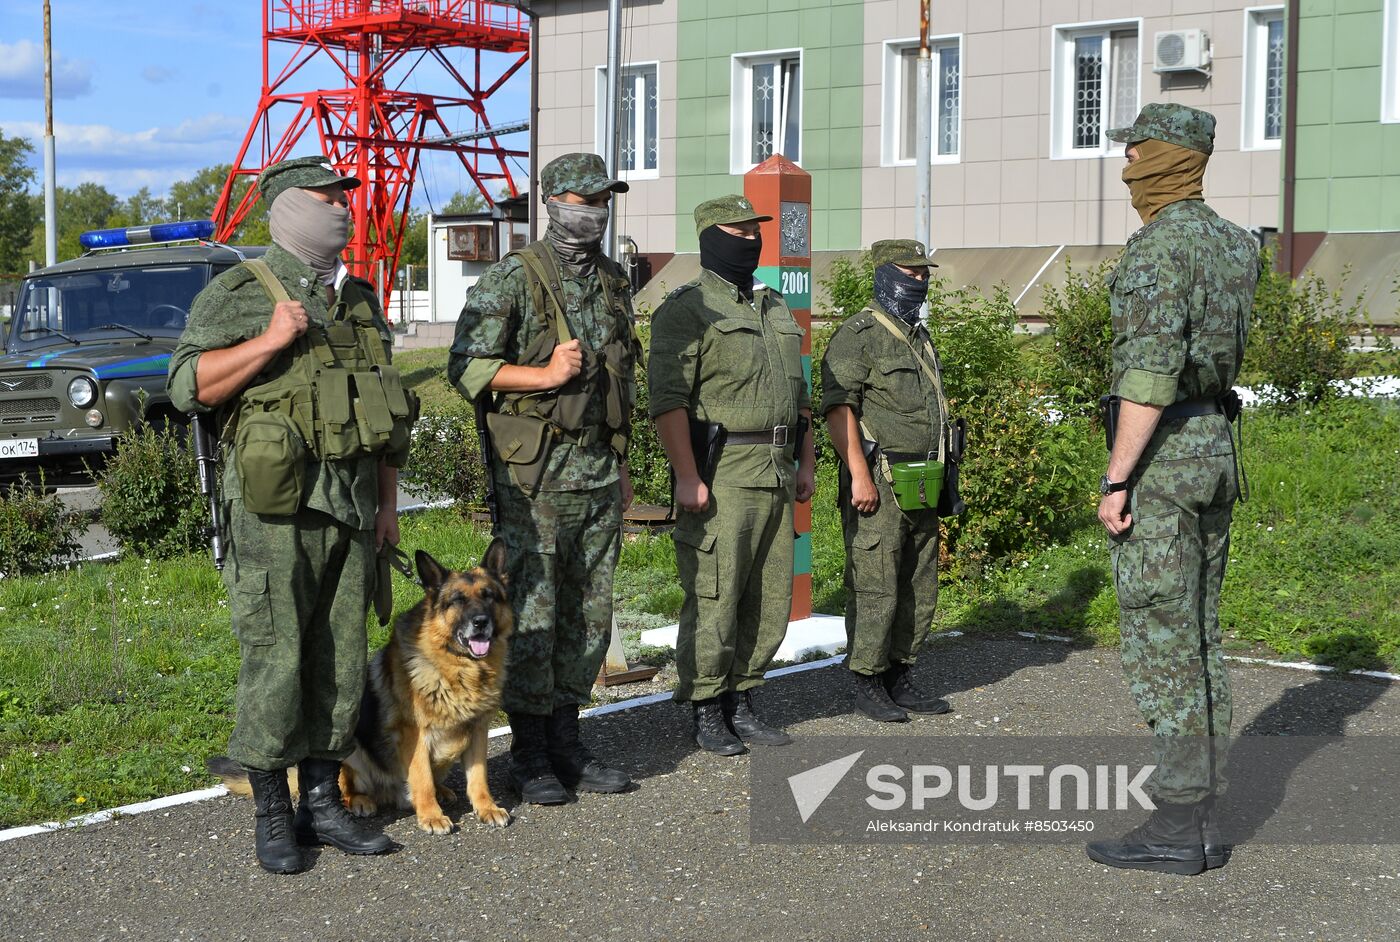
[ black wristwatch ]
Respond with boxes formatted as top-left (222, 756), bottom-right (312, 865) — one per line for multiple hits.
top-left (1100, 473), bottom-right (1129, 496)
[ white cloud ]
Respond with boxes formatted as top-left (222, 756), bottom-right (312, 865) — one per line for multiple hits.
top-left (0, 40), bottom-right (93, 99)
top-left (0, 114), bottom-right (247, 196)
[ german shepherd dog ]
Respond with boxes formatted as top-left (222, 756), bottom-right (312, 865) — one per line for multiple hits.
top-left (210, 540), bottom-right (513, 832)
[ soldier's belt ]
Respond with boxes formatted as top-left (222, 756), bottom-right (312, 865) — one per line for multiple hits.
top-left (725, 424), bottom-right (796, 446)
top-left (1162, 398), bottom-right (1224, 420)
top-left (553, 426), bottom-right (609, 447)
top-left (882, 449), bottom-right (937, 464)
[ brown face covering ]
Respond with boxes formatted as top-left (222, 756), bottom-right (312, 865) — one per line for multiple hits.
top-left (1120, 138), bottom-right (1209, 224)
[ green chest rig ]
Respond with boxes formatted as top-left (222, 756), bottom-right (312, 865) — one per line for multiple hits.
top-left (225, 259), bottom-right (418, 515)
top-left (489, 241), bottom-right (639, 467)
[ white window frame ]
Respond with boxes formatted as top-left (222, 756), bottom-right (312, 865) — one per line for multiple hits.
top-left (1050, 19), bottom-right (1143, 159)
top-left (881, 36), bottom-right (963, 167)
top-left (594, 61), bottom-right (661, 181)
top-left (730, 48), bottom-right (804, 175)
top-left (1242, 7), bottom-right (1285, 150)
top-left (1384, 0), bottom-right (1400, 122)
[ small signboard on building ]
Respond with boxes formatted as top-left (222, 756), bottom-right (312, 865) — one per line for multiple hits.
top-left (447, 224), bottom-right (496, 262)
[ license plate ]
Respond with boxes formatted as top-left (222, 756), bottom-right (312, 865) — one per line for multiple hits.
top-left (0, 438), bottom-right (39, 459)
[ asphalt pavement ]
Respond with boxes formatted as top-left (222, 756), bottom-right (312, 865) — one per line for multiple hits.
top-left (1, 633), bottom-right (1397, 942)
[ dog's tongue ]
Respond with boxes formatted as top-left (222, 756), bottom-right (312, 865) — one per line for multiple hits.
top-left (468, 638), bottom-right (491, 658)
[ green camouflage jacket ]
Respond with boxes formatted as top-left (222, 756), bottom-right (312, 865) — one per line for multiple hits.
top-left (819, 303), bottom-right (944, 458)
top-left (168, 245), bottom-right (391, 530)
top-left (1109, 199), bottom-right (1259, 460)
top-left (648, 269), bottom-right (809, 488)
top-left (446, 244), bottom-right (636, 492)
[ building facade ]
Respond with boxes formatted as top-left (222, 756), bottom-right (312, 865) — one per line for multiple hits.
top-left (531, 0), bottom-right (1284, 311)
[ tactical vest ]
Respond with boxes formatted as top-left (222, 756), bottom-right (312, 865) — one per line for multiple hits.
top-left (492, 241), bottom-right (637, 458)
top-left (226, 259), bottom-right (418, 515)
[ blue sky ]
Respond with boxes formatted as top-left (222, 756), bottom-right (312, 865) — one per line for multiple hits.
top-left (0, 1), bottom-right (530, 210)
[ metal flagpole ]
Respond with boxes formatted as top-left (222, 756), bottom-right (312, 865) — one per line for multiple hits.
top-left (603, 0), bottom-right (622, 259)
top-left (915, 0), bottom-right (932, 250)
top-left (43, 0), bottom-right (58, 267)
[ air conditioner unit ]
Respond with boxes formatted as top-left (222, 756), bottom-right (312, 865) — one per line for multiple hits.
top-left (1154, 30), bottom-right (1211, 73)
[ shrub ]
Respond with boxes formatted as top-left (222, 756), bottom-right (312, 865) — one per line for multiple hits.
top-left (819, 252), bottom-right (874, 319)
top-left (1039, 257), bottom-right (1115, 417)
top-left (1245, 249), bottom-right (1361, 405)
top-left (0, 475), bottom-right (85, 576)
top-left (97, 421), bottom-right (207, 559)
top-left (818, 260), bottom-right (1101, 572)
top-left (927, 282), bottom-right (1100, 572)
top-left (402, 396), bottom-right (489, 515)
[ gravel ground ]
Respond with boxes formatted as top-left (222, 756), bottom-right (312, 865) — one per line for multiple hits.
top-left (2, 633), bottom-right (1397, 942)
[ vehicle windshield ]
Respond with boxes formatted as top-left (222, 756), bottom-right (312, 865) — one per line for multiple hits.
top-left (8, 265), bottom-right (208, 351)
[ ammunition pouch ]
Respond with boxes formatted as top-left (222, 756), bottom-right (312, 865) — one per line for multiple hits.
top-left (485, 411), bottom-right (554, 496)
top-left (234, 409), bottom-right (307, 516)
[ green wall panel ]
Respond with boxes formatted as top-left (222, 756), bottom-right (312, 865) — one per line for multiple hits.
top-left (1297, 15), bottom-right (1336, 71)
top-left (1293, 178), bottom-right (1332, 232)
top-left (1331, 12), bottom-right (1384, 68)
top-left (1331, 67), bottom-right (1382, 124)
top-left (1330, 122), bottom-right (1384, 178)
top-left (1296, 70), bottom-right (1333, 126)
top-left (673, 0), bottom-right (866, 252)
top-left (1329, 176), bottom-right (1384, 229)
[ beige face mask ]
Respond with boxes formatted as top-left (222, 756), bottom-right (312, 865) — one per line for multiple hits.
top-left (1121, 138), bottom-right (1209, 224)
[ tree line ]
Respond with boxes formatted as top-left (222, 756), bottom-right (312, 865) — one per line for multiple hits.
top-left (0, 129), bottom-right (488, 280)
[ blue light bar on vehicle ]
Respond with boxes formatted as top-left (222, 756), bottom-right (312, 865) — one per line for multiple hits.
top-left (79, 219), bottom-right (217, 249)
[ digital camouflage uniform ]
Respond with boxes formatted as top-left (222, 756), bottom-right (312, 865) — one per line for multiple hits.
top-left (169, 211), bottom-right (395, 771)
top-left (447, 156), bottom-right (636, 717)
top-left (649, 196), bottom-right (809, 703)
top-left (820, 240), bottom-right (946, 677)
top-left (1105, 106), bottom-right (1260, 804)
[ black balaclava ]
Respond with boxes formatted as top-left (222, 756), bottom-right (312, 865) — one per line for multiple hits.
top-left (699, 225), bottom-right (763, 297)
top-left (873, 263), bottom-right (929, 326)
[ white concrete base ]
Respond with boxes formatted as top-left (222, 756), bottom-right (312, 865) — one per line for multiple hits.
top-left (639, 614), bottom-right (848, 663)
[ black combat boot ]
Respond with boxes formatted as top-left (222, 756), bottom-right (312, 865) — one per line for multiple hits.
top-left (884, 664), bottom-right (951, 715)
top-left (507, 712), bottom-right (570, 805)
top-left (547, 704), bottom-right (631, 793)
top-left (1197, 796), bottom-right (1230, 869)
top-left (692, 697), bottom-right (745, 756)
top-left (246, 767), bottom-right (303, 874)
top-left (852, 670), bottom-right (908, 722)
top-left (724, 689), bottom-right (793, 746)
top-left (293, 758), bottom-right (394, 855)
top-left (1085, 800), bottom-right (1206, 875)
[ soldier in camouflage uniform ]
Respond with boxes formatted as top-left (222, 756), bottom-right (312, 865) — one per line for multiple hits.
top-left (820, 239), bottom-right (952, 723)
top-left (169, 156), bottom-right (401, 873)
top-left (1083, 105), bottom-right (1259, 875)
top-left (649, 194), bottom-right (816, 756)
top-left (448, 153), bottom-right (637, 804)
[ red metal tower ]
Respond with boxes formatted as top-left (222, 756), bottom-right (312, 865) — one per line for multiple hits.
top-left (211, 1), bottom-right (530, 310)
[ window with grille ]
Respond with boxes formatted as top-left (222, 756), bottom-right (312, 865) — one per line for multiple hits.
top-left (1244, 8), bottom-right (1285, 149)
top-left (731, 50), bottom-right (802, 172)
top-left (883, 37), bottom-right (962, 165)
top-left (1053, 22), bottom-right (1140, 157)
top-left (595, 62), bottom-right (659, 178)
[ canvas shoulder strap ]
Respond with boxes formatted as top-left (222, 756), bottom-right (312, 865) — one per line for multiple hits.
top-left (867, 307), bottom-right (949, 465)
top-left (242, 258), bottom-right (292, 304)
top-left (508, 242), bottom-right (573, 346)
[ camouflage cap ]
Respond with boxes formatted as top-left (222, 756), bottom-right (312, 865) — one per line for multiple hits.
top-left (258, 155), bottom-right (360, 206)
top-left (1108, 103), bottom-right (1216, 155)
top-left (871, 239), bottom-right (937, 269)
top-left (540, 152), bottom-right (629, 200)
top-left (693, 194), bottom-right (772, 236)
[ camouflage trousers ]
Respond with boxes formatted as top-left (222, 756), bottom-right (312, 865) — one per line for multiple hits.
top-left (222, 502), bottom-right (375, 771)
top-left (497, 481), bottom-right (621, 716)
top-left (839, 471), bottom-right (940, 676)
top-left (1112, 452), bottom-right (1238, 804)
top-left (672, 484), bottom-right (794, 702)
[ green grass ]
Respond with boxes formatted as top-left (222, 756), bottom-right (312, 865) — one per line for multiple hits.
top-left (394, 345), bottom-right (456, 412)
top-left (0, 397), bottom-right (1395, 827)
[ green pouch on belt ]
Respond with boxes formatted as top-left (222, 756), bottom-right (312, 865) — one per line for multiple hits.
top-left (890, 460), bottom-right (944, 512)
